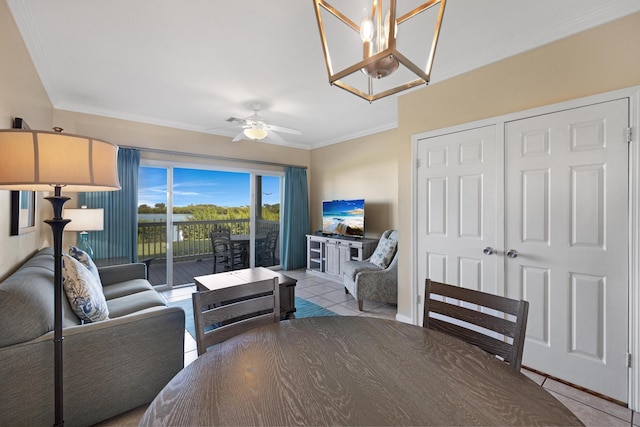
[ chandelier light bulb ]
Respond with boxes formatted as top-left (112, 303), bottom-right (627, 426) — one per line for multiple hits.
top-left (360, 16), bottom-right (374, 42)
top-left (360, 7), bottom-right (399, 79)
top-left (383, 10), bottom-right (396, 49)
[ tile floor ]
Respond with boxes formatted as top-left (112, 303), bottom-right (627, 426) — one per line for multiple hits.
top-left (98, 268), bottom-right (638, 426)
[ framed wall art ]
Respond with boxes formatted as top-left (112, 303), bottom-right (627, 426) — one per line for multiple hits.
top-left (10, 190), bottom-right (36, 235)
top-left (9, 117), bottom-right (36, 235)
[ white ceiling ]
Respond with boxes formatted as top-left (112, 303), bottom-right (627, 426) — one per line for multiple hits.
top-left (7, 0), bottom-right (640, 149)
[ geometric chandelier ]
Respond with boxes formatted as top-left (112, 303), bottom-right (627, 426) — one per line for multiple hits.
top-left (313, 0), bottom-right (446, 102)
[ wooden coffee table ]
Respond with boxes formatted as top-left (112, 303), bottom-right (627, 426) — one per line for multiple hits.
top-left (194, 267), bottom-right (297, 319)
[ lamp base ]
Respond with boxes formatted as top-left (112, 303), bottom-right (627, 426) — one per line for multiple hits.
top-left (45, 188), bottom-right (71, 427)
top-left (78, 232), bottom-right (94, 259)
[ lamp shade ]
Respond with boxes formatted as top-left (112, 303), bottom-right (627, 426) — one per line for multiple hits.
top-left (64, 207), bottom-right (104, 232)
top-left (0, 129), bottom-right (120, 192)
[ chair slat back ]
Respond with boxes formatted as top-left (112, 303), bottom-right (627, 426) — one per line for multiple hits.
top-left (211, 235), bottom-right (232, 253)
top-left (210, 228), bottom-right (231, 239)
top-left (265, 230), bottom-right (278, 250)
top-left (192, 277), bottom-right (280, 355)
top-left (423, 279), bottom-right (529, 371)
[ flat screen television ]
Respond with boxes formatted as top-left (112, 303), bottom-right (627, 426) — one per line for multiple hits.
top-left (322, 199), bottom-right (365, 238)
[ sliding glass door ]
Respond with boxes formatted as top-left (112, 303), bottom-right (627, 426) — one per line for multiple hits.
top-left (138, 166), bottom-right (169, 286)
top-left (254, 175), bottom-right (281, 268)
top-left (138, 163), bottom-right (282, 288)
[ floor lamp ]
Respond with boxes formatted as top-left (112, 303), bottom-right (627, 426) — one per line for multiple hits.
top-left (0, 129), bottom-right (120, 426)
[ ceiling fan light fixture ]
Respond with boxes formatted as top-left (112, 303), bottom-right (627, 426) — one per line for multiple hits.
top-left (244, 127), bottom-right (268, 140)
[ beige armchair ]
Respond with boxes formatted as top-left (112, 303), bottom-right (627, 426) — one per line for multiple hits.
top-left (343, 230), bottom-right (398, 311)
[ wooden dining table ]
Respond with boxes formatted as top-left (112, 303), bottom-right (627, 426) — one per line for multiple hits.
top-left (139, 316), bottom-right (583, 426)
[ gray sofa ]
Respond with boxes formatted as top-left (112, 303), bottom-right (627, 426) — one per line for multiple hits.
top-left (0, 247), bottom-right (185, 426)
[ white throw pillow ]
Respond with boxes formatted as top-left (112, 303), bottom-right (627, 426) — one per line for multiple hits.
top-left (62, 254), bottom-right (109, 322)
top-left (369, 237), bottom-right (397, 269)
top-left (69, 245), bottom-right (101, 286)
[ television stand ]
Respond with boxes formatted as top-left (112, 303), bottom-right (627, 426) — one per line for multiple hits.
top-left (306, 234), bottom-right (378, 283)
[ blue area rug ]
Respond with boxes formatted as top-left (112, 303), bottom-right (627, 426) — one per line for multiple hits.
top-left (167, 296), bottom-right (337, 339)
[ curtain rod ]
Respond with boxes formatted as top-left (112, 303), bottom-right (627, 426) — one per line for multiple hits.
top-left (118, 145), bottom-right (308, 170)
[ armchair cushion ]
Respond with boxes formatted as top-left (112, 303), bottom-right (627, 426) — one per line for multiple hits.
top-left (342, 260), bottom-right (382, 281)
top-left (369, 237), bottom-right (397, 269)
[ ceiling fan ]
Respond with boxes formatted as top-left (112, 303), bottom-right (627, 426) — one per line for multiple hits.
top-left (221, 104), bottom-right (302, 144)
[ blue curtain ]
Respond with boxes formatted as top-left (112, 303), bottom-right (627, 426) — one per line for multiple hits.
top-left (282, 167), bottom-right (310, 270)
top-left (79, 148), bottom-right (140, 262)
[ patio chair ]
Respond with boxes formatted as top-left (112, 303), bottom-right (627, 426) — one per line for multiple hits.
top-left (210, 229), bottom-right (245, 273)
top-left (256, 230), bottom-right (278, 267)
top-left (423, 279), bottom-right (529, 371)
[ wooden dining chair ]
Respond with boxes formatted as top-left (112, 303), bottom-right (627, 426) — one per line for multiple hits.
top-left (423, 279), bottom-right (529, 371)
top-left (191, 277), bottom-right (280, 355)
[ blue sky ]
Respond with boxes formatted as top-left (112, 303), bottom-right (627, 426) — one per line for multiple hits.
top-left (138, 167), bottom-right (281, 208)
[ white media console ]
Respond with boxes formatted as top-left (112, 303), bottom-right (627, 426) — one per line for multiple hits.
top-left (306, 234), bottom-right (378, 282)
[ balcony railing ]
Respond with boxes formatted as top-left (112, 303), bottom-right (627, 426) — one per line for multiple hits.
top-left (138, 219), bottom-right (279, 261)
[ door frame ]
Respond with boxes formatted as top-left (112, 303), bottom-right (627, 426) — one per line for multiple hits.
top-left (410, 86), bottom-right (640, 409)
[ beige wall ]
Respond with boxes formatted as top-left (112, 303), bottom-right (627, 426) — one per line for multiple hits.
top-left (0, 0), bottom-right (54, 279)
top-left (395, 12), bottom-right (640, 320)
top-left (309, 128), bottom-right (398, 237)
top-left (52, 110), bottom-right (310, 172)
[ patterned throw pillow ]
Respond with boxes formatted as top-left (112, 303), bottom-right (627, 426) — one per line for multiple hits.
top-left (62, 255), bottom-right (109, 322)
top-left (69, 246), bottom-right (101, 285)
top-left (369, 237), bottom-right (397, 269)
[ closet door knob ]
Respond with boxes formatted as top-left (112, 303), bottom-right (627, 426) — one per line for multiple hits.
top-left (506, 249), bottom-right (519, 258)
top-left (483, 247), bottom-right (495, 255)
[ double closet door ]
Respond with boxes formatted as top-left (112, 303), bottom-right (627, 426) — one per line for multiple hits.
top-left (416, 98), bottom-right (629, 402)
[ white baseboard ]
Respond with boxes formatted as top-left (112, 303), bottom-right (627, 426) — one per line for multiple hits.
top-left (395, 313), bottom-right (414, 325)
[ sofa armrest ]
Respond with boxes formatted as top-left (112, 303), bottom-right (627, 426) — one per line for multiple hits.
top-left (98, 262), bottom-right (147, 285)
top-left (355, 261), bottom-right (397, 285)
top-left (0, 305), bottom-right (185, 426)
top-left (352, 257), bottom-right (398, 303)
top-left (63, 306), bottom-right (185, 424)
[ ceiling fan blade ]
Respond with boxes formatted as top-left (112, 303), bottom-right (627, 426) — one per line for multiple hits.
top-left (232, 132), bottom-right (244, 142)
top-left (206, 117), bottom-right (248, 131)
top-left (267, 124), bottom-right (302, 135)
top-left (206, 124), bottom-right (240, 131)
top-left (267, 131), bottom-right (286, 144)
